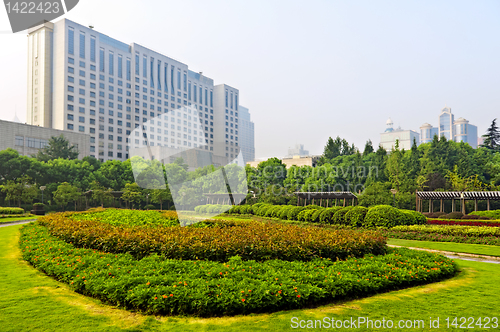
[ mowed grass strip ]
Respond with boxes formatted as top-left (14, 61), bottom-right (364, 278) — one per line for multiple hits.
top-left (2, 223), bottom-right (500, 331)
top-left (388, 238), bottom-right (500, 258)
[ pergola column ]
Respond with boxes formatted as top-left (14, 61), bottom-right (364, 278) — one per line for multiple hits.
top-left (475, 199), bottom-right (478, 212)
top-left (451, 199), bottom-right (455, 212)
top-left (440, 199), bottom-right (443, 213)
top-left (343, 198), bottom-right (346, 207)
top-left (487, 199), bottom-right (490, 211)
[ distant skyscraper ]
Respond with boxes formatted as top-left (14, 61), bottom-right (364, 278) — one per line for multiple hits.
top-left (379, 118), bottom-right (419, 150)
top-left (420, 123), bottom-right (439, 144)
top-left (420, 107), bottom-right (478, 148)
top-left (454, 117), bottom-right (478, 148)
top-left (439, 107), bottom-right (454, 140)
top-left (286, 144), bottom-right (309, 158)
top-left (238, 106), bottom-right (255, 163)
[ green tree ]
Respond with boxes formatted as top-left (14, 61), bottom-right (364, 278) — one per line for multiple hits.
top-left (121, 183), bottom-right (143, 209)
top-left (363, 139), bottom-right (374, 156)
top-left (481, 118), bottom-right (500, 151)
top-left (35, 135), bottom-right (79, 161)
top-left (150, 189), bottom-right (171, 210)
top-left (53, 182), bottom-right (82, 211)
top-left (90, 181), bottom-right (113, 207)
top-left (1, 175), bottom-right (38, 207)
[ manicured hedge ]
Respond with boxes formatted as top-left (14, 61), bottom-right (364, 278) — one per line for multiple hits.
top-left (224, 203), bottom-right (427, 228)
top-left (0, 207), bottom-right (24, 215)
top-left (20, 223), bottom-right (457, 317)
top-left (319, 207), bottom-right (343, 224)
top-left (195, 205), bottom-right (232, 214)
top-left (382, 227), bottom-right (500, 246)
top-left (391, 225), bottom-right (500, 237)
top-left (38, 211), bottom-right (388, 261)
top-left (438, 212), bottom-right (464, 220)
top-left (332, 206), bottom-right (354, 225)
top-left (345, 206), bottom-right (368, 227)
top-left (428, 219), bottom-right (500, 227)
top-left (364, 205), bottom-right (404, 228)
top-left (469, 210), bottom-right (500, 220)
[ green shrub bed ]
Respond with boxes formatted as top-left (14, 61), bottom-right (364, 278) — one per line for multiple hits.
top-left (38, 211), bottom-right (387, 261)
top-left (383, 225), bottom-right (500, 245)
top-left (227, 203), bottom-right (426, 227)
top-left (20, 223), bottom-right (457, 317)
top-left (195, 204), bottom-right (232, 214)
top-left (69, 208), bottom-right (179, 227)
top-left (0, 207), bottom-right (24, 215)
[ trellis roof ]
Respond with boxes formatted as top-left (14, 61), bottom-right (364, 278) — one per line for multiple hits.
top-left (416, 191), bottom-right (500, 200)
top-left (294, 192), bottom-right (357, 199)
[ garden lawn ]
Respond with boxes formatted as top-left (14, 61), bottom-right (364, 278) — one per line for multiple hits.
top-left (1, 224), bottom-right (499, 331)
top-left (388, 238), bottom-right (500, 258)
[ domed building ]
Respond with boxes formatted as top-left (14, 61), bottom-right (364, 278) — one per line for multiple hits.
top-left (379, 117), bottom-right (420, 151)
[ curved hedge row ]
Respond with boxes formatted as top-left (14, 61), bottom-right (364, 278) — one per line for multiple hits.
top-left (0, 207), bottom-right (24, 215)
top-left (37, 211), bottom-right (387, 261)
top-left (20, 223), bottom-right (457, 317)
top-left (194, 204), bottom-right (232, 214)
top-left (227, 203), bottom-right (426, 228)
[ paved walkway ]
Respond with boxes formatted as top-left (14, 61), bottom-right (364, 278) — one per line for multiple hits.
top-left (0, 219), bottom-right (37, 228)
top-left (388, 244), bottom-right (500, 264)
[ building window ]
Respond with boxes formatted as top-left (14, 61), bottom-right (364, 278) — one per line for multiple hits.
top-left (67, 124), bottom-right (74, 130)
top-left (126, 58), bottom-right (131, 81)
top-left (109, 52), bottom-right (114, 76)
top-left (99, 48), bottom-right (105, 72)
top-left (79, 126), bottom-right (85, 132)
top-left (90, 36), bottom-right (96, 62)
top-left (15, 136), bottom-right (24, 146)
top-left (118, 55), bottom-right (122, 79)
top-left (68, 28), bottom-right (74, 55)
top-left (79, 32), bottom-right (85, 58)
top-left (143, 55), bottom-right (147, 78)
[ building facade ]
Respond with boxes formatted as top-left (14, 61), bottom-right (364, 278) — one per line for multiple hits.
top-left (27, 19), bottom-right (246, 164)
top-left (379, 118), bottom-right (420, 150)
top-left (238, 106), bottom-right (255, 164)
top-left (0, 119), bottom-right (90, 158)
top-left (454, 117), bottom-right (478, 148)
top-left (439, 107), bottom-right (454, 140)
top-left (420, 123), bottom-right (439, 144)
top-left (419, 107), bottom-right (478, 148)
top-left (286, 144), bottom-right (309, 158)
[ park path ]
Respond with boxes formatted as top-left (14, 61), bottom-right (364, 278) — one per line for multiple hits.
top-left (388, 244), bottom-right (500, 264)
top-left (0, 219), bottom-right (36, 228)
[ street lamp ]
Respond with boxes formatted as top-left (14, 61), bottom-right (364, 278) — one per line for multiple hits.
top-left (40, 186), bottom-right (46, 204)
top-left (390, 189), bottom-right (398, 207)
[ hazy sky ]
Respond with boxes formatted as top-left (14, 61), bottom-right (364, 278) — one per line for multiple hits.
top-left (1, 0), bottom-right (499, 159)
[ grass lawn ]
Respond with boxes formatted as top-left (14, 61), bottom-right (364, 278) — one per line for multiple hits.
top-left (2, 224), bottom-right (500, 331)
top-left (0, 216), bottom-right (37, 224)
top-left (387, 238), bottom-right (500, 258)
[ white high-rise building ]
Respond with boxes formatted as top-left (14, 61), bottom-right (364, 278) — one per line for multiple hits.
top-left (238, 106), bottom-right (255, 163)
top-left (379, 118), bottom-right (420, 150)
top-left (27, 19), bottom-right (244, 163)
